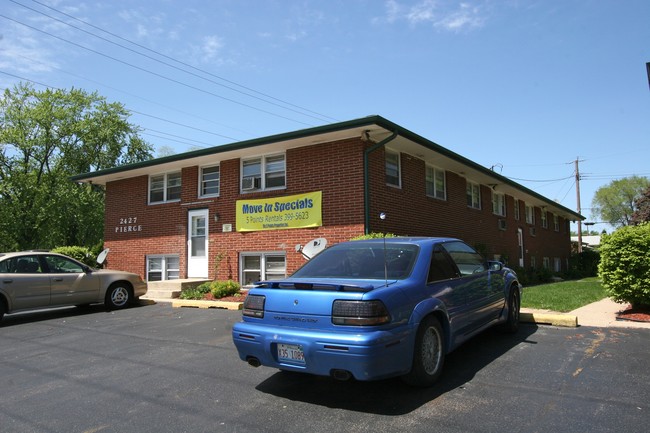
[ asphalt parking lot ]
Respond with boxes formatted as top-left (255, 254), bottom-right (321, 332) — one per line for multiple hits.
top-left (1, 301), bottom-right (648, 433)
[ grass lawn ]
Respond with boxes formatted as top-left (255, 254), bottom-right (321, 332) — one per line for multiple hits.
top-left (521, 277), bottom-right (608, 312)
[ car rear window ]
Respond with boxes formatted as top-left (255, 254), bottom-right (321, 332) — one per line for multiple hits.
top-left (292, 243), bottom-right (419, 279)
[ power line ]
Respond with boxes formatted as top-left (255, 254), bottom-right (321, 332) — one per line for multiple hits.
top-left (28, 0), bottom-right (338, 124)
top-left (0, 13), bottom-right (316, 127)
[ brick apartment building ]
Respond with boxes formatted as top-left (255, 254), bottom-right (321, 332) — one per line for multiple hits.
top-left (72, 115), bottom-right (583, 286)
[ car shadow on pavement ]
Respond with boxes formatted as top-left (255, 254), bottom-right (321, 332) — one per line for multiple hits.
top-left (0, 300), bottom-right (153, 327)
top-left (255, 324), bottom-right (539, 415)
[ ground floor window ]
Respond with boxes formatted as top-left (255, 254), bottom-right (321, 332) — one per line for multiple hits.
top-left (147, 255), bottom-right (180, 281)
top-left (554, 257), bottom-right (562, 273)
top-left (240, 252), bottom-right (286, 287)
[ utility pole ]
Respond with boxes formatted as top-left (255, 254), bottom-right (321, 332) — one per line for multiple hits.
top-left (575, 158), bottom-right (583, 253)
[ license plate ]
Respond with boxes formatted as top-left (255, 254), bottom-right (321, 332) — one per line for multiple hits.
top-left (277, 343), bottom-right (305, 364)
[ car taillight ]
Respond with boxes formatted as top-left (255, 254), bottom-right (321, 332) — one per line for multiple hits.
top-left (331, 300), bottom-right (390, 325)
top-left (243, 294), bottom-right (265, 318)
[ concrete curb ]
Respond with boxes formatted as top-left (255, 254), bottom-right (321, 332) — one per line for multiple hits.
top-left (170, 299), bottom-right (243, 310)
top-left (521, 311), bottom-right (578, 327)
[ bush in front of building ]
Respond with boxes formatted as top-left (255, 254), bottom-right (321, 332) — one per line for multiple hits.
top-left (52, 246), bottom-right (97, 268)
top-left (179, 280), bottom-right (241, 300)
top-left (598, 222), bottom-right (650, 308)
top-left (513, 266), bottom-right (554, 287)
top-left (566, 249), bottom-right (600, 279)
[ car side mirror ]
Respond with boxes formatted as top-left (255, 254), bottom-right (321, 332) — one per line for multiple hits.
top-left (487, 261), bottom-right (503, 271)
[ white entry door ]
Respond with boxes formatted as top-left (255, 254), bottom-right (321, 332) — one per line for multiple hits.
top-left (188, 209), bottom-right (208, 278)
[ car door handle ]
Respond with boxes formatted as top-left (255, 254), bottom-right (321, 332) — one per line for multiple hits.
top-left (53, 278), bottom-right (64, 282)
top-left (3, 279), bottom-right (13, 284)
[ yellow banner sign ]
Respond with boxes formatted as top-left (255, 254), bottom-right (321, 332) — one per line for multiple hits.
top-left (236, 191), bottom-right (322, 232)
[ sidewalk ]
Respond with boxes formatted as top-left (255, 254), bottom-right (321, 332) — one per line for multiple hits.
top-left (522, 298), bottom-right (650, 328)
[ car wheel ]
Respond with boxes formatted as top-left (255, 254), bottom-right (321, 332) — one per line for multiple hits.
top-left (402, 315), bottom-right (445, 387)
top-left (502, 286), bottom-right (521, 334)
top-left (0, 297), bottom-right (6, 321)
top-left (105, 283), bottom-right (132, 310)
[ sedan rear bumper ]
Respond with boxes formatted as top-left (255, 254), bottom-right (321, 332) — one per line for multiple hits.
top-left (232, 321), bottom-right (415, 381)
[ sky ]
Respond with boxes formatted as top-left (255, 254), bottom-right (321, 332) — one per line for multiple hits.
top-left (1, 0), bottom-right (649, 232)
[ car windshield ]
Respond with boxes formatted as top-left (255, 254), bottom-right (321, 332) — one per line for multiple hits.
top-left (291, 243), bottom-right (419, 280)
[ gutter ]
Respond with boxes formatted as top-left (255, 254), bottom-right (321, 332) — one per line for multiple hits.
top-left (363, 131), bottom-right (399, 234)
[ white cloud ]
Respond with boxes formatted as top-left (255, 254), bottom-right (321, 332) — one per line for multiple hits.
top-left (199, 35), bottom-right (224, 62)
top-left (377, 0), bottom-right (487, 31)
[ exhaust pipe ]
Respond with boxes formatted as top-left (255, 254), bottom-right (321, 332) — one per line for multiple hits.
top-left (330, 369), bottom-right (352, 381)
top-left (246, 356), bottom-right (261, 367)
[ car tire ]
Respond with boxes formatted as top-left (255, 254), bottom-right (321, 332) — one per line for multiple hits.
top-left (0, 297), bottom-right (6, 322)
top-left (402, 315), bottom-right (445, 387)
top-left (105, 282), bottom-right (133, 310)
top-left (501, 286), bottom-right (521, 334)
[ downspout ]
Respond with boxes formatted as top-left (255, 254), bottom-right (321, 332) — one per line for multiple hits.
top-left (363, 131), bottom-right (399, 234)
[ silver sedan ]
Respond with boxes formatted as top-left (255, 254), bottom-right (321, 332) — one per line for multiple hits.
top-left (0, 251), bottom-right (147, 320)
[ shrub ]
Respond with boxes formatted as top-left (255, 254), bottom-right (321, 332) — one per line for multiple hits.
top-left (566, 249), bottom-right (600, 279)
top-left (598, 223), bottom-right (650, 308)
top-left (351, 232), bottom-right (398, 240)
top-left (179, 282), bottom-right (212, 300)
top-left (209, 280), bottom-right (241, 298)
top-left (52, 246), bottom-right (96, 267)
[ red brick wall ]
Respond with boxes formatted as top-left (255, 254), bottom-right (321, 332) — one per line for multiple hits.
top-left (103, 138), bottom-right (572, 280)
top-left (366, 147), bottom-right (572, 269)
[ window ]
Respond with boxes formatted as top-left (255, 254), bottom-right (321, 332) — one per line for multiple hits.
top-left (385, 150), bottom-right (401, 187)
top-left (525, 204), bottom-right (535, 224)
top-left (147, 255), bottom-right (180, 281)
top-left (553, 214), bottom-right (560, 232)
top-left (543, 257), bottom-right (550, 269)
top-left (492, 192), bottom-right (506, 216)
top-left (425, 165), bottom-right (446, 199)
top-left (441, 241), bottom-right (487, 276)
top-left (466, 181), bottom-right (481, 209)
top-left (149, 172), bottom-right (181, 204)
top-left (530, 256), bottom-right (536, 268)
top-left (427, 245), bottom-right (457, 282)
top-left (200, 165), bottom-right (220, 197)
top-left (44, 255), bottom-right (83, 273)
top-left (554, 258), bottom-right (562, 273)
top-left (240, 253), bottom-right (286, 286)
top-left (514, 199), bottom-right (520, 220)
top-left (541, 210), bottom-right (548, 228)
top-left (241, 154), bottom-right (285, 192)
top-left (3, 255), bottom-right (42, 273)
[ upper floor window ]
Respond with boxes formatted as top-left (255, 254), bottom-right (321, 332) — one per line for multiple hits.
top-left (200, 165), bottom-right (220, 197)
top-left (514, 199), bottom-right (520, 220)
top-left (241, 154), bottom-right (285, 192)
top-left (385, 150), bottom-right (401, 187)
top-left (492, 192), bottom-right (506, 216)
top-left (525, 204), bottom-right (535, 225)
top-left (149, 172), bottom-right (181, 204)
top-left (541, 210), bottom-right (548, 228)
top-left (466, 181), bottom-right (481, 209)
top-left (425, 165), bottom-right (446, 200)
top-left (553, 214), bottom-right (560, 232)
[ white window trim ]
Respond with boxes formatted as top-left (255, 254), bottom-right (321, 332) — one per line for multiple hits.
top-left (146, 254), bottom-right (180, 281)
top-left (385, 149), bottom-right (401, 188)
top-left (525, 204), bottom-right (535, 225)
top-left (467, 181), bottom-right (481, 209)
top-left (514, 199), bottom-right (520, 220)
top-left (541, 210), bottom-right (548, 229)
top-left (240, 252), bottom-right (287, 287)
top-left (492, 192), bottom-right (506, 217)
top-left (149, 171), bottom-right (181, 205)
top-left (240, 153), bottom-right (286, 193)
top-left (199, 164), bottom-right (220, 198)
top-left (425, 165), bottom-right (446, 200)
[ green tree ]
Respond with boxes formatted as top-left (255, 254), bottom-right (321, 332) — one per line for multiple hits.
top-left (598, 223), bottom-right (650, 308)
top-left (630, 185), bottom-right (650, 225)
top-left (591, 176), bottom-right (650, 228)
top-left (0, 83), bottom-right (153, 251)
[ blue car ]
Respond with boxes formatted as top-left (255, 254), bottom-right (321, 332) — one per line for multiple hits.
top-left (232, 237), bottom-right (521, 387)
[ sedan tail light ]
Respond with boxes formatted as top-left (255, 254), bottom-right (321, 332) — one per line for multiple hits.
top-left (331, 300), bottom-right (390, 325)
top-left (243, 294), bottom-right (265, 318)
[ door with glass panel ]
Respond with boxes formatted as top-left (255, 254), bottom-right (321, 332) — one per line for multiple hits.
top-left (188, 209), bottom-right (208, 278)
